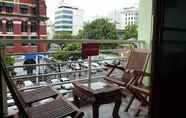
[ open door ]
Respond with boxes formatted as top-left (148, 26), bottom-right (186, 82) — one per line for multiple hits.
top-left (151, 0), bottom-right (186, 117)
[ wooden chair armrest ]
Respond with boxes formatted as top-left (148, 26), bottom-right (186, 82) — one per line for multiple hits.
top-left (126, 70), bottom-right (151, 78)
top-left (104, 63), bottom-right (125, 71)
top-left (129, 85), bottom-right (150, 96)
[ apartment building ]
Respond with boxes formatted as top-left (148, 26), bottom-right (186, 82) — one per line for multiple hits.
top-left (0, 0), bottom-right (48, 53)
top-left (121, 7), bottom-right (139, 28)
top-left (108, 7), bottom-right (139, 30)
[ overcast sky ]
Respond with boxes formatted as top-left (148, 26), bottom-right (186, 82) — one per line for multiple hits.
top-left (46, 0), bottom-right (139, 22)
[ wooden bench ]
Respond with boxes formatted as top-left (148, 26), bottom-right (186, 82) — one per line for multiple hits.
top-left (0, 56), bottom-right (84, 118)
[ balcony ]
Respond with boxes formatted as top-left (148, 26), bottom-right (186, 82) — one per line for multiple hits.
top-left (0, 39), bottom-right (149, 118)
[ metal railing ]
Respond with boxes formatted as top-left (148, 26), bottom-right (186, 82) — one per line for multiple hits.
top-left (0, 39), bottom-right (144, 116)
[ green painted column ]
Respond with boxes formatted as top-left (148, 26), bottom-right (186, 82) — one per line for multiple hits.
top-left (138, 0), bottom-right (153, 85)
top-left (0, 45), bottom-right (8, 117)
top-left (138, 0), bottom-right (153, 48)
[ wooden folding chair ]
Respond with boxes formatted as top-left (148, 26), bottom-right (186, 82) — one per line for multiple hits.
top-left (127, 83), bottom-right (150, 116)
top-left (104, 48), bottom-right (151, 115)
top-left (0, 56), bottom-right (83, 118)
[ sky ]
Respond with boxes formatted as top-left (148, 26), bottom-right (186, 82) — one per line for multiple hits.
top-left (45, 0), bottom-right (139, 22)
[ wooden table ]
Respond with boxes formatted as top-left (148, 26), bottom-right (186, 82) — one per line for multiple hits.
top-left (72, 80), bottom-right (122, 118)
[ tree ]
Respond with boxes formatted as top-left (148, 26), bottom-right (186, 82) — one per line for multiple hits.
top-left (52, 49), bottom-right (69, 61)
top-left (5, 56), bottom-right (15, 66)
top-left (53, 31), bottom-right (72, 39)
top-left (63, 43), bottom-right (80, 51)
top-left (79, 18), bottom-right (117, 39)
top-left (52, 43), bottom-right (81, 61)
top-left (124, 25), bottom-right (138, 40)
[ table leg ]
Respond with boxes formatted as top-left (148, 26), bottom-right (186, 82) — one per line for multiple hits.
top-left (73, 90), bottom-right (80, 108)
top-left (113, 97), bottom-right (121, 118)
top-left (93, 103), bottom-right (99, 118)
top-left (74, 95), bottom-right (80, 108)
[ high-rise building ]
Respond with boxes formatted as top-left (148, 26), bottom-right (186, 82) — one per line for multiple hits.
top-left (54, 1), bottom-right (83, 35)
top-left (108, 7), bottom-right (139, 30)
top-left (0, 0), bottom-right (48, 53)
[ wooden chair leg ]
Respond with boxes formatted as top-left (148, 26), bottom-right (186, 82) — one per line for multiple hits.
top-left (135, 103), bottom-right (146, 117)
top-left (135, 109), bottom-right (141, 117)
top-left (124, 96), bottom-right (135, 112)
top-left (71, 111), bottom-right (84, 118)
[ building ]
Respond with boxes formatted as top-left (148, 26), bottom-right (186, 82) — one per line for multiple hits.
top-left (54, 1), bottom-right (83, 35)
top-left (121, 7), bottom-right (139, 29)
top-left (108, 10), bottom-right (123, 30)
top-left (47, 20), bottom-right (55, 40)
top-left (0, 0), bottom-right (48, 53)
top-left (108, 7), bottom-right (139, 30)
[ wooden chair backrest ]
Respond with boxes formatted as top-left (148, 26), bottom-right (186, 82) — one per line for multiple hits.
top-left (0, 56), bottom-right (28, 117)
top-left (123, 48), bottom-right (151, 83)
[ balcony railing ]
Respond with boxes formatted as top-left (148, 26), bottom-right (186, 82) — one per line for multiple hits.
top-left (0, 39), bottom-right (145, 117)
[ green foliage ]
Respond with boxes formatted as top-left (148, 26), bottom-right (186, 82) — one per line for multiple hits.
top-left (52, 49), bottom-right (69, 61)
top-left (5, 56), bottom-right (15, 66)
top-left (54, 31), bottom-right (72, 39)
top-left (124, 25), bottom-right (138, 40)
top-left (63, 43), bottom-right (80, 51)
top-left (79, 18), bottom-right (118, 39)
top-left (52, 43), bottom-right (81, 61)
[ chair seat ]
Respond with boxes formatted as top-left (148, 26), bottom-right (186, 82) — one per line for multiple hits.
top-left (27, 97), bottom-right (77, 118)
top-left (20, 86), bottom-right (58, 104)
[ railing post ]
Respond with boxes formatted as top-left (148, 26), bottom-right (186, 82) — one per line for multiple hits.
top-left (88, 56), bottom-right (91, 88)
top-left (0, 45), bottom-right (8, 117)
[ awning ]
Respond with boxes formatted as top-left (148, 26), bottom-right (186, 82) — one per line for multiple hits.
top-left (5, 3), bottom-right (14, 8)
top-left (0, 2), bottom-right (4, 7)
top-left (20, 5), bottom-right (28, 9)
top-left (24, 53), bottom-right (36, 61)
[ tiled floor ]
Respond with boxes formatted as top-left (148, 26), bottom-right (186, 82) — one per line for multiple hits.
top-left (7, 96), bottom-right (148, 118)
top-left (80, 98), bottom-right (148, 118)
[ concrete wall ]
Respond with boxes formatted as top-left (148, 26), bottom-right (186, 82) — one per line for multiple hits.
top-left (138, 0), bottom-right (153, 48)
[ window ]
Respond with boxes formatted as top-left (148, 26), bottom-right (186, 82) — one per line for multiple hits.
top-left (62, 10), bottom-right (73, 14)
top-left (6, 36), bottom-right (14, 46)
top-left (59, 6), bottom-right (73, 9)
top-left (62, 25), bottom-right (72, 29)
top-left (55, 15), bottom-right (72, 19)
top-left (5, 3), bottom-right (14, 13)
top-left (55, 20), bottom-right (72, 24)
top-left (32, 7), bottom-right (37, 15)
top-left (20, 5), bottom-right (28, 14)
top-left (6, 21), bottom-right (13, 32)
top-left (31, 22), bottom-right (37, 32)
top-left (21, 21), bottom-right (28, 32)
top-left (0, 2), bottom-right (3, 12)
top-left (55, 25), bottom-right (72, 29)
top-left (0, 20), bottom-right (2, 32)
top-left (31, 36), bottom-right (37, 45)
top-left (22, 36), bottom-right (29, 46)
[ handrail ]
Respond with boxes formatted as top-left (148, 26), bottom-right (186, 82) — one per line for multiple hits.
top-left (7, 57), bottom-right (126, 68)
top-left (0, 39), bottom-right (144, 44)
top-left (6, 48), bottom-right (129, 56)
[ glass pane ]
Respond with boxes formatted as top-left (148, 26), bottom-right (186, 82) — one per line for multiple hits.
top-left (164, 0), bottom-right (186, 29)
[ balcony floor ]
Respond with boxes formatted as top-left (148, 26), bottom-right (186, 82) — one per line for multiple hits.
top-left (79, 98), bottom-right (148, 118)
top-left (8, 97), bottom-right (148, 118)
